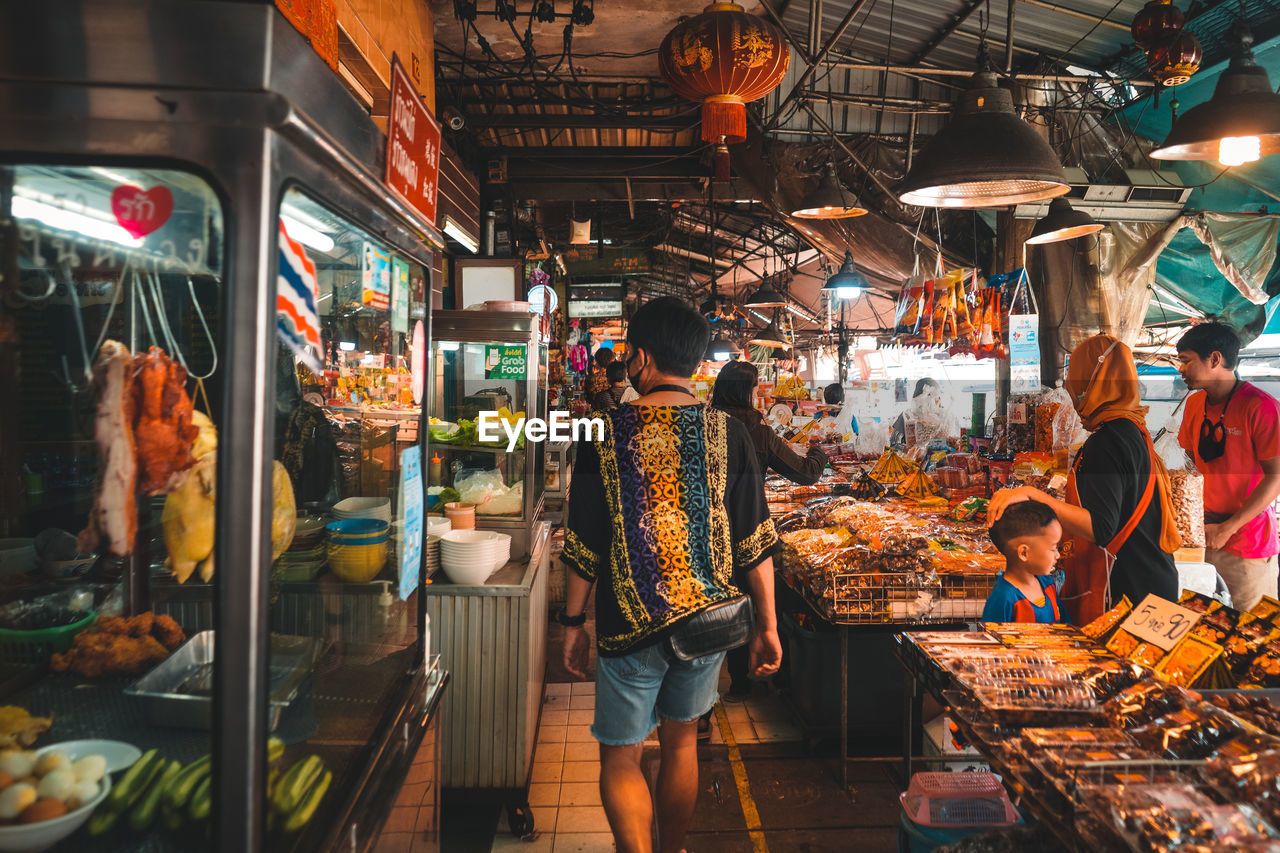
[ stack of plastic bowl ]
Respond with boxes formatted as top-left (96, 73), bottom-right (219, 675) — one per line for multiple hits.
top-left (439, 530), bottom-right (508, 584)
top-left (332, 497), bottom-right (392, 524)
top-left (326, 518), bottom-right (388, 583)
top-left (276, 515), bottom-right (327, 582)
top-left (491, 533), bottom-right (512, 571)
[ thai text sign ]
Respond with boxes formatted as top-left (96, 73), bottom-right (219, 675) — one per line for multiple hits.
top-left (385, 54), bottom-right (441, 225)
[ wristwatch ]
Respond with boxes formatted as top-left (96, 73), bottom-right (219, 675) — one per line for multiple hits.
top-left (556, 607), bottom-right (587, 628)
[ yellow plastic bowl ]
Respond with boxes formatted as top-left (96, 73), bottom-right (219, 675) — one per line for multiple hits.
top-left (327, 543), bottom-right (386, 583)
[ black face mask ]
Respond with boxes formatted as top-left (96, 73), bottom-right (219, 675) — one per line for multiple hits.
top-left (1197, 379), bottom-right (1240, 462)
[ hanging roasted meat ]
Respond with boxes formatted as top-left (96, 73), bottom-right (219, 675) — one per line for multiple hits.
top-left (132, 346), bottom-right (199, 495)
top-left (78, 341), bottom-right (138, 556)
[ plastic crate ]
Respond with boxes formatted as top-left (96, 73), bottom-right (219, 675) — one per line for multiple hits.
top-left (899, 771), bottom-right (1018, 829)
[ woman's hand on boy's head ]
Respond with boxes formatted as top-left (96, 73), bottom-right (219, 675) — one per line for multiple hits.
top-left (987, 485), bottom-right (1047, 522)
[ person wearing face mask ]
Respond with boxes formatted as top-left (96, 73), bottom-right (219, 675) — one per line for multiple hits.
top-left (1176, 323), bottom-right (1280, 611)
top-left (988, 335), bottom-right (1180, 623)
top-left (559, 297), bottom-right (782, 853)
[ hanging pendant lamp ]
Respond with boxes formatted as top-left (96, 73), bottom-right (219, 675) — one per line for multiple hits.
top-left (749, 318), bottom-right (790, 349)
top-left (1150, 26), bottom-right (1280, 165)
top-left (822, 250), bottom-right (869, 299)
top-left (743, 281), bottom-right (788, 308)
top-left (1025, 198), bottom-right (1105, 245)
top-left (705, 333), bottom-right (738, 361)
top-left (791, 162), bottom-right (868, 219)
top-left (896, 71), bottom-right (1069, 208)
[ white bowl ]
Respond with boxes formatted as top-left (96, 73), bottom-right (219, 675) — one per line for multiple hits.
top-left (0, 540), bottom-right (35, 576)
top-left (441, 555), bottom-right (493, 585)
top-left (0, 768), bottom-right (110, 852)
top-left (35, 739), bottom-right (140, 774)
top-left (331, 497), bottom-right (392, 521)
top-left (440, 530), bottom-right (503, 545)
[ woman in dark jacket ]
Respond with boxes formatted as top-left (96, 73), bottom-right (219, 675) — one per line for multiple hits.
top-left (710, 360), bottom-right (827, 701)
top-left (712, 360), bottom-right (828, 487)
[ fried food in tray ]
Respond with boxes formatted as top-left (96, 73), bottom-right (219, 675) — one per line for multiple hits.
top-left (1079, 785), bottom-right (1273, 853)
top-left (1106, 628), bottom-right (1142, 657)
top-left (1203, 742), bottom-right (1280, 823)
top-left (1242, 639), bottom-right (1280, 687)
top-left (1179, 590), bottom-right (1225, 615)
top-left (1130, 703), bottom-right (1246, 759)
top-left (49, 612), bottom-right (186, 678)
top-left (1223, 615), bottom-right (1280, 675)
top-left (904, 631), bottom-right (1001, 646)
top-left (1206, 692), bottom-right (1280, 739)
top-left (1019, 727), bottom-right (1136, 749)
top-left (1156, 634), bottom-right (1225, 687)
top-left (1067, 659), bottom-right (1153, 699)
top-left (971, 683), bottom-right (1101, 727)
top-left (1191, 607), bottom-right (1239, 645)
top-left (1104, 678), bottom-right (1197, 728)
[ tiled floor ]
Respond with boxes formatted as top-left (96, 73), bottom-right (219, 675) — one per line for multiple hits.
top-left (488, 676), bottom-right (804, 853)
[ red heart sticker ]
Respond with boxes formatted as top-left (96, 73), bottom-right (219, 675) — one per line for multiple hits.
top-left (111, 185), bottom-right (174, 238)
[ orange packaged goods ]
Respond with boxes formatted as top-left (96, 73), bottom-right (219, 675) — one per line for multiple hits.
top-left (1155, 634), bottom-right (1224, 687)
top-left (50, 612), bottom-right (186, 677)
top-left (953, 270), bottom-right (978, 339)
top-left (1034, 402), bottom-right (1062, 452)
top-left (931, 277), bottom-right (951, 343)
top-left (1083, 596), bottom-right (1133, 640)
top-left (933, 466), bottom-right (970, 490)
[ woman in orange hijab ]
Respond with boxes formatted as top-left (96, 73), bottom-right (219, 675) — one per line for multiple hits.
top-left (989, 335), bottom-right (1180, 623)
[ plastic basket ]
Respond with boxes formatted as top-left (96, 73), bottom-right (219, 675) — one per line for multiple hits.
top-left (899, 771), bottom-right (1018, 829)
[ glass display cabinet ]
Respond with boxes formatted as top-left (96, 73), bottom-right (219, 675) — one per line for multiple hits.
top-left (0, 2), bottom-right (446, 851)
top-left (428, 310), bottom-right (549, 559)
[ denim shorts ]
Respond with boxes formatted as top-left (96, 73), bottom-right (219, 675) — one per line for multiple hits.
top-left (591, 643), bottom-right (725, 746)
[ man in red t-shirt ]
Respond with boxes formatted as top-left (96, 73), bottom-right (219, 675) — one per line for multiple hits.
top-left (1178, 323), bottom-right (1280, 610)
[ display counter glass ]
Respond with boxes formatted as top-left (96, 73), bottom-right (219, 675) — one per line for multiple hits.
top-left (1, 162), bottom-right (224, 849)
top-left (266, 189), bottom-right (426, 853)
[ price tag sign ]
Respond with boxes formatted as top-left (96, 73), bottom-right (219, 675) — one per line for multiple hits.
top-left (1119, 594), bottom-right (1202, 651)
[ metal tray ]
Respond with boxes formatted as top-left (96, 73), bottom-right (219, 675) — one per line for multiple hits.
top-left (124, 630), bottom-right (319, 730)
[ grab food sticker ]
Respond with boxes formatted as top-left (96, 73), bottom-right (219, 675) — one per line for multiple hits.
top-left (485, 345), bottom-right (526, 380)
top-left (111, 185), bottom-right (173, 237)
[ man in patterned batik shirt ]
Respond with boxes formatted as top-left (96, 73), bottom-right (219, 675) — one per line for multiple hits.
top-left (560, 297), bottom-right (781, 853)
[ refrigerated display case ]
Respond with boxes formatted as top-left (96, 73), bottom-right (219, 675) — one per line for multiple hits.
top-left (427, 311), bottom-right (548, 559)
top-left (0, 2), bottom-right (447, 851)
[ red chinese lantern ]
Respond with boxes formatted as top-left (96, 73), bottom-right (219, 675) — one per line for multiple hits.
top-left (1148, 30), bottom-right (1202, 87)
top-left (659, 2), bottom-right (789, 180)
top-left (1131, 0), bottom-right (1184, 52)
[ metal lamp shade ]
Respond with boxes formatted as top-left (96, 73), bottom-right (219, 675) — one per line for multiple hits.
top-left (822, 250), bottom-right (869, 299)
top-left (705, 334), bottom-right (738, 361)
top-left (896, 72), bottom-right (1069, 208)
top-left (1150, 30), bottom-right (1280, 163)
top-left (791, 162), bottom-right (868, 219)
top-left (749, 321), bottom-right (790, 348)
top-left (1025, 198), bottom-right (1104, 244)
top-left (743, 283), bottom-right (788, 308)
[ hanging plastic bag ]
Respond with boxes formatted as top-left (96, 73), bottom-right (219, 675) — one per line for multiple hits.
top-left (896, 254), bottom-right (927, 338)
top-left (954, 269), bottom-right (978, 339)
top-left (1156, 418), bottom-right (1205, 549)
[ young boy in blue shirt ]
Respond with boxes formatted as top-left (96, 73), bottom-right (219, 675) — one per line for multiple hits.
top-left (982, 500), bottom-right (1067, 623)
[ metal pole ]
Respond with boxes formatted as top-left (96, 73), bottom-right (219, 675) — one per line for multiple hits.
top-left (1005, 0), bottom-right (1016, 74)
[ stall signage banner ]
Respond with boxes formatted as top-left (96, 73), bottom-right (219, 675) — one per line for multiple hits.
top-left (385, 54), bottom-right (441, 225)
top-left (1120, 594), bottom-right (1203, 651)
top-left (399, 446), bottom-right (423, 601)
top-left (486, 345), bottom-right (527, 380)
top-left (392, 256), bottom-right (410, 333)
top-left (362, 242), bottom-right (391, 310)
top-left (1008, 313), bottom-right (1040, 393)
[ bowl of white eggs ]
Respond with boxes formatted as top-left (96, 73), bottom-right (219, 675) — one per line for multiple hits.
top-left (0, 745), bottom-right (110, 852)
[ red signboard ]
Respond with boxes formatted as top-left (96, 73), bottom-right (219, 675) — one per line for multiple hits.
top-left (385, 54), bottom-right (441, 226)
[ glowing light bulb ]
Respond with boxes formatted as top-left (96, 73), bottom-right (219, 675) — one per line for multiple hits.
top-left (834, 286), bottom-right (863, 300)
top-left (1219, 135), bottom-right (1261, 166)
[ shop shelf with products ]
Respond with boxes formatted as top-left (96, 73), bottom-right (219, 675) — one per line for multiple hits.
top-left (427, 310), bottom-right (549, 560)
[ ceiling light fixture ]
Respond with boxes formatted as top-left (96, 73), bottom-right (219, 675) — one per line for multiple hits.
top-left (743, 281), bottom-right (788, 308)
top-left (1025, 197), bottom-right (1105, 244)
top-left (1150, 25), bottom-right (1280, 166)
top-left (896, 71), bottom-right (1070, 208)
top-left (749, 314), bottom-right (791, 349)
top-left (280, 213), bottom-right (336, 253)
top-left (821, 250), bottom-right (869, 300)
top-left (443, 215), bottom-right (480, 253)
top-left (705, 334), bottom-right (738, 361)
top-left (791, 162), bottom-right (868, 219)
